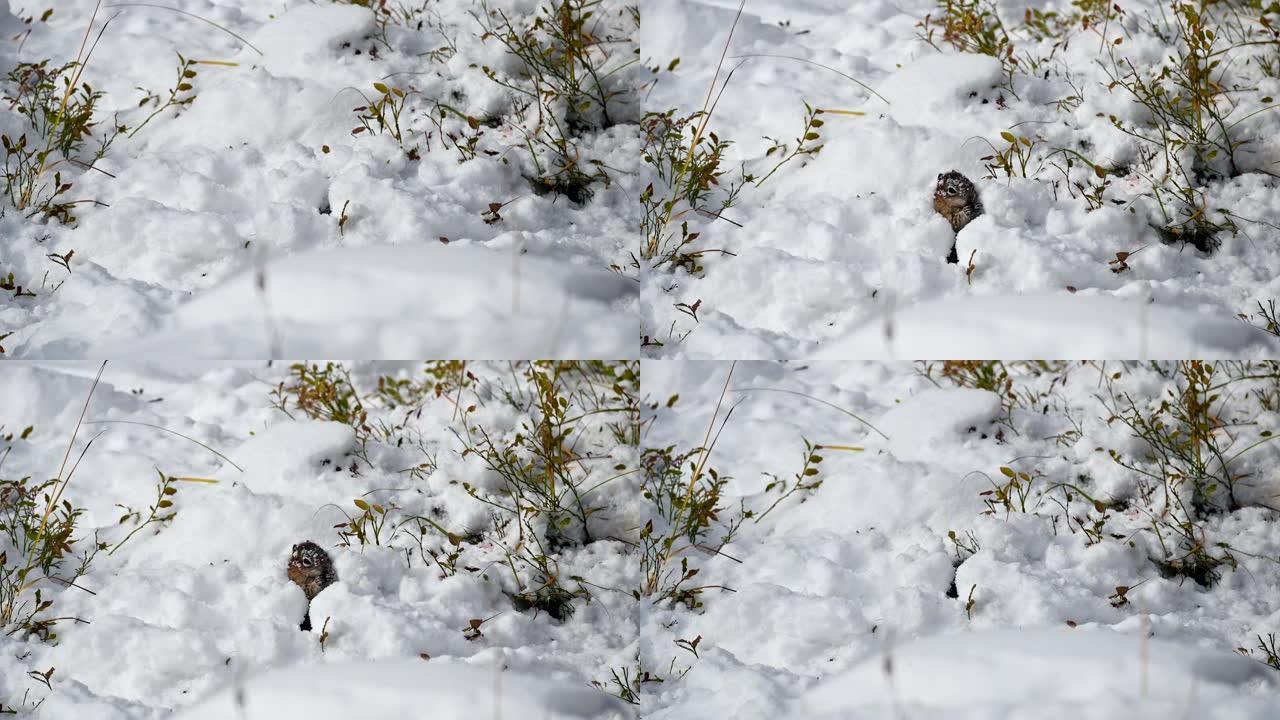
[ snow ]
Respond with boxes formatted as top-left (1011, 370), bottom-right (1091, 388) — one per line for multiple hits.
top-left (0, 362), bottom-right (639, 717)
top-left (803, 628), bottom-right (1275, 719)
top-left (3, 361), bottom-right (1279, 717)
top-left (1, 0), bottom-right (639, 358)
top-left (104, 245), bottom-right (637, 359)
top-left (815, 294), bottom-right (1267, 359)
top-left (640, 360), bottom-right (1280, 719)
top-left (875, 387), bottom-right (1002, 462)
top-left (640, 0), bottom-right (1280, 358)
top-left (878, 53), bottom-right (1006, 128)
top-left (176, 660), bottom-right (628, 720)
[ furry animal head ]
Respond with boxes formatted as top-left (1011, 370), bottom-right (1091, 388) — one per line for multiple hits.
top-left (287, 541), bottom-right (337, 600)
top-left (934, 171), bottom-right (979, 210)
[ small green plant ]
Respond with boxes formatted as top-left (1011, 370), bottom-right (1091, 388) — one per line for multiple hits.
top-left (1105, 361), bottom-right (1254, 513)
top-left (980, 130), bottom-right (1041, 180)
top-left (1, 268), bottom-right (38, 299)
top-left (981, 466), bottom-right (1040, 515)
top-left (129, 53), bottom-right (199, 138)
top-left (754, 438), bottom-right (828, 523)
top-left (637, 365), bottom-right (745, 609)
top-left (598, 661), bottom-right (664, 705)
top-left (452, 362), bottom-right (639, 619)
top-left (476, 0), bottom-right (636, 131)
top-left (351, 81), bottom-right (412, 148)
top-left (109, 470), bottom-right (201, 555)
top-left (335, 496), bottom-right (393, 547)
top-left (754, 103), bottom-right (826, 186)
top-left (1045, 148), bottom-right (1114, 211)
top-left (1241, 299), bottom-right (1280, 338)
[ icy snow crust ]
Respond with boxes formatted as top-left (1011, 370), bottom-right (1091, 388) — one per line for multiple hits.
top-left (0, 1), bottom-right (639, 358)
top-left (0, 364), bottom-right (636, 718)
top-left (640, 361), bottom-right (1280, 719)
top-left (641, 0), bottom-right (1280, 358)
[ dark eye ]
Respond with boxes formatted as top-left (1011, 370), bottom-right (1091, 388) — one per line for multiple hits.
top-left (302, 558), bottom-right (313, 567)
top-left (946, 187), bottom-right (956, 195)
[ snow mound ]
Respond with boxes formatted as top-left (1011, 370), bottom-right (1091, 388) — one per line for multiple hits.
top-left (877, 52), bottom-right (1005, 127)
top-left (106, 245), bottom-right (637, 359)
top-left (801, 628), bottom-right (1274, 718)
top-left (816, 294), bottom-right (1273, 359)
top-left (876, 388), bottom-right (1002, 462)
top-left (235, 421), bottom-right (357, 493)
top-left (175, 659), bottom-right (632, 720)
top-left (252, 5), bottom-right (375, 77)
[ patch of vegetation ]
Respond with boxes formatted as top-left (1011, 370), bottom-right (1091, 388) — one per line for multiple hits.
top-left (639, 72), bottom-right (829, 274)
top-left (639, 107), bottom-right (746, 273)
top-left (274, 361), bottom-right (641, 624)
top-left (474, 0), bottom-right (640, 203)
top-left (0, 368), bottom-right (104, 644)
top-left (922, 360), bottom-right (1073, 430)
top-left (455, 361), bottom-right (640, 620)
top-left (2, 58), bottom-right (117, 224)
top-left (271, 362), bottom-right (372, 441)
top-left (918, 0), bottom-right (1018, 83)
top-left (1099, 361), bottom-right (1280, 586)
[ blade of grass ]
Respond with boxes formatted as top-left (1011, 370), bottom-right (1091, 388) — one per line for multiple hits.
top-left (81, 419), bottom-right (243, 472)
top-left (38, 360), bottom-right (106, 539)
top-left (104, 3), bottom-right (264, 55)
top-left (732, 386), bottom-right (890, 441)
top-left (726, 53), bottom-right (890, 105)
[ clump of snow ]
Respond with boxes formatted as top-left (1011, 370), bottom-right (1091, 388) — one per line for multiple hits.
top-left (875, 387), bottom-right (1001, 462)
top-left (251, 5), bottom-right (375, 77)
top-left (877, 53), bottom-right (1006, 128)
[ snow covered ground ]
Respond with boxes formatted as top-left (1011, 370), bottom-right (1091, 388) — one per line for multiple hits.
top-left (0, 0), bottom-right (640, 358)
top-left (640, 360), bottom-right (1280, 718)
top-left (3, 360), bottom-right (1279, 718)
top-left (640, 0), bottom-right (1280, 358)
top-left (0, 362), bottom-right (637, 718)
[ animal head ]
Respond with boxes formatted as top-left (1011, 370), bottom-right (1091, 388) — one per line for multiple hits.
top-left (287, 541), bottom-right (335, 598)
top-left (934, 171), bottom-right (976, 209)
